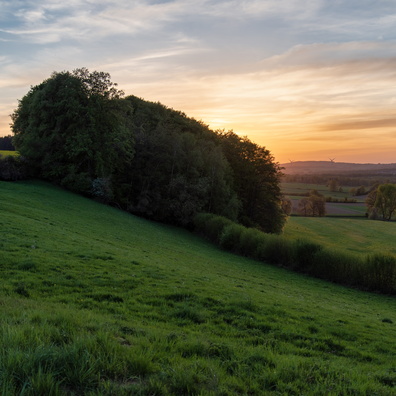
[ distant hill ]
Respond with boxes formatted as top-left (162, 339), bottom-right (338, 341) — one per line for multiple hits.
top-left (281, 161), bottom-right (396, 175)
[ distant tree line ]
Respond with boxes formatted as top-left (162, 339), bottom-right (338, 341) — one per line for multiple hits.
top-left (10, 69), bottom-right (286, 233)
top-left (284, 173), bottom-right (396, 187)
top-left (0, 135), bottom-right (15, 150)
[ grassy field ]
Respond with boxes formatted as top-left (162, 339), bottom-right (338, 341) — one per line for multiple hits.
top-left (1, 180), bottom-right (395, 395)
top-left (0, 150), bottom-right (18, 157)
top-left (284, 216), bottom-right (396, 256)
top-left (281, 182), bottom-right (366, 202)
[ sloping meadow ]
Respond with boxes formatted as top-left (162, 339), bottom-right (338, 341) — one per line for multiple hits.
top-left (1, 181), bottom-right (395, 395)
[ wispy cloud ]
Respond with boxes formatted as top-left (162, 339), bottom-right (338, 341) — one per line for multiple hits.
top-left (2, 1), bottom-right (396, 162)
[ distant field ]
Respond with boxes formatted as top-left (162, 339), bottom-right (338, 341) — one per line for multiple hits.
top-left (284, 216), bottom-right (396, 255)
top-left (281, 182), bottom-right (365, 201)
top-left (1, 180), bottom-right (395, 395)
top-left (0, 150), bottom-right (18, 157)
top-left (282, 182), bottom-right (368, 216)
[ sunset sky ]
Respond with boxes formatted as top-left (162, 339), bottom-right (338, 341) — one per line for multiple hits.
top-left (1, 0), bottom-right (396, 164)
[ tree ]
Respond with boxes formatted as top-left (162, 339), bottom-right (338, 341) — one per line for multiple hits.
top-left (10, 70), bottom-right (286, 232)
top-left (11, 69), bottom-right (134, 194)
top-left (281, 196), bottom-right (292, 216)
top-left (216, 131), bottom-right (285, 233)
top-left (298, 190), bottom-right (326, 217)
top-left (117, 96), bottom-right (239, 226)
top-left (373, 184), bottom-right (396, 221)
top-left (328, 179), bottom-right (339, 192)
top-left (298, 197), bottom-right (311, 217)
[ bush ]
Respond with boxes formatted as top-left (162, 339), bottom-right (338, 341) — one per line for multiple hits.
top-left (309, 249), bottom-right (364, 286)
top-left (293, 240), bottom-right (323, 271)
top-left (238, 227), bottom-right (267, 259)
top-left (91, 177), bottom-right (113, 203)
top-left (0, 155), bottom-right (27, 181)
top-left (194, 212), bottom-right (396, 295)
top-left (364, 254), bottom-right (396, 294)
top-left (194, 213), bottom-right (234, 244)
top-left (256, 234), bottom-right (295, 267)
top-left (220, 223), bottom-right (246, 253)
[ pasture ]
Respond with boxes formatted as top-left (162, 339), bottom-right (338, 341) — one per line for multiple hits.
top-left (0, 181), bottom-right (395, 395)
top-left (0, 150), bottom-right (18, 157)
top-left (284, 216), bottom-right (396, 256)
top-left (282, 181), bottom-right (368, 216)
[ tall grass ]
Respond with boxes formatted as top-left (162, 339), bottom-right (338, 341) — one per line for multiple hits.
top-left (194, 213), bottom-right (396, 294)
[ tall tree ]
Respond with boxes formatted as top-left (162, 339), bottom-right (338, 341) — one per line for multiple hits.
top-left (373, 184), bottom-right (396, 221)
top-left (11, 69), bottom-right (133, 194)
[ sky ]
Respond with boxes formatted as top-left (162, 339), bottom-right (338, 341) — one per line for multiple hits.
top-left (1, 0), bottom-right (396, 164)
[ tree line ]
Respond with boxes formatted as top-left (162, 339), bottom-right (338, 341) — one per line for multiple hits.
top-left (284, 173), bottom-right (396, 187)
top-left (0, 135), bottom-right (15, 150)
top-left (10, 69), bottom-right (286, 233)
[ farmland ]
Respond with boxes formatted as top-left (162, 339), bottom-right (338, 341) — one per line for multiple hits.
top-left (1, 180), bottom-right (395, 395)
top-left (282, 181), bottom-right (367, 216)
top-left (284, 216), bottom-right (396, 256)
top-left (0, 150), bottom-right (18, 157)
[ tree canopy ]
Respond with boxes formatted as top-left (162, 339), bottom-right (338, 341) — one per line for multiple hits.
top-left (216, 131), bottom-right (286, 233)
top-left (11, 69), bottom-right (286, 232)
top-left (11, 69), bottom-right (133, 193)
top-left (366, 183), bottom-right (396, 221)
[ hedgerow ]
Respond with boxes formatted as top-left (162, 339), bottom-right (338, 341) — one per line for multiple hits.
top-left (194, 213), bottom-right (396, 294)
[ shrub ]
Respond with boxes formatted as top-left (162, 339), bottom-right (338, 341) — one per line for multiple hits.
top-left (293, 240), bottom-right (323, 271)
top-left (309, 249), bottom-right (365, 286)
top-left (364, 254), bottom-right (396, 294)
top-left (91, 177), bottom-right (113, 203)
top-left (256, 234), bottom-right (295, 267)
top-left (194, 212), bottom-right (396, 295)
top-left (0, 155), bottom-right (27, 181)
top-left (194, 213), bottom-right (234, 244)
top-left (238, 227), bottom-right (267, 259)
top-left (220, 223), bottom-right (246, 253)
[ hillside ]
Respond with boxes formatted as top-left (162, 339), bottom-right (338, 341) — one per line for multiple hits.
top-left (1, 181), bottom-right (395, 394)
top-left (282, 160), bottom-right (396, 175)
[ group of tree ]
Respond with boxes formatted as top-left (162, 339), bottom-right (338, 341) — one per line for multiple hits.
top-left (11, 68), bottom-right (286, 233)
top-left (298, 190), bottom-right (326, 217)
top-left (366, 183), bottom-right (396, 221)
top-left (0, 135), bottom-right (15, 150)
top-left (350, 186), bottom-right (366, 196)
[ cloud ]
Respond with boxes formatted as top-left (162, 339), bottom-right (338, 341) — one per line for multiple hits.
top-left (320, 118), bottom-right (396, 132)
top-left (3, 0), bottom-right (396, 163)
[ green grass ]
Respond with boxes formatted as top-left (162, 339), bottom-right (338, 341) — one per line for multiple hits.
top-left (0, 150), bottom-right (18, 157)
top-left (284, 216), bottom-right (396, 255)
top-left (1, 180), bottom-right (396, 395)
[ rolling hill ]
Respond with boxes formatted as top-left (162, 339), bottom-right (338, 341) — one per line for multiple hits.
top-left (1, 180), bottom-right (395, 394)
